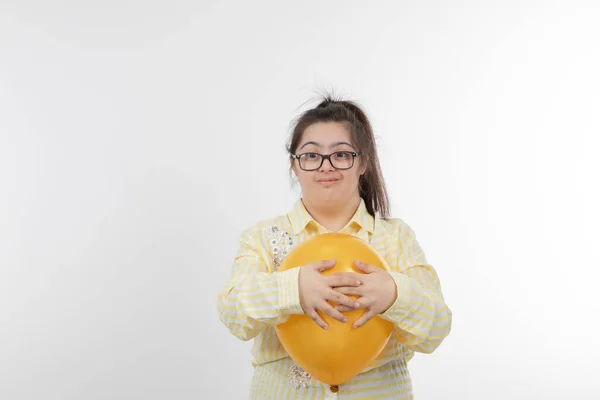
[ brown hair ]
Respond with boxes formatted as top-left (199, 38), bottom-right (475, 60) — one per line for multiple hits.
top-left (286, 94), bottom-right (391, 219)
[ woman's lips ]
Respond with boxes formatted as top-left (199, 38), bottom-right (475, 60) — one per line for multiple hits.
top-left (318, 178), bottom-right (338, 186)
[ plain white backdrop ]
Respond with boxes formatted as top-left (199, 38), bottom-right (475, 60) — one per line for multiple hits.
top-left (1, 1), bottom-right (599, 399)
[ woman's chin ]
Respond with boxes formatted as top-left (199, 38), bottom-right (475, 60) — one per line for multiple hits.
top-left (317, 190), bottom-right (345, 204)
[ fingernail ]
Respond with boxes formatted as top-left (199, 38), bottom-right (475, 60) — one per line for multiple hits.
top-left (354, 302), bottom-right (360, 308)
top-left (342, 317), bottom-right (347, 323)
top-left (356, 280), bottom-right (361, 286)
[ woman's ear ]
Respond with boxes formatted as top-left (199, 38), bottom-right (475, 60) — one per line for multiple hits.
top-left (290, 157), bottom-right (299, 177)
top-left (358, 158), bottom-right (368, 175)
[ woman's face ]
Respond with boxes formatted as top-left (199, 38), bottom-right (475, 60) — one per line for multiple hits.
top-left (292, 122), bottom-right (366, 206)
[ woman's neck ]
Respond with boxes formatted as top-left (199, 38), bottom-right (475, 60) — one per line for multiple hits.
top-left (301, 195), bottom-right (361, 232)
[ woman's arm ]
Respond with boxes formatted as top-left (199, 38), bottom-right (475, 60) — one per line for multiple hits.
top-left (379, 222), bottom-right (452, 354)
top-left (216, 229), bottom-right (303, 341)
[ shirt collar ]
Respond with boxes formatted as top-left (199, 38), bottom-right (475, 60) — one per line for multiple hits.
top-left (287, 197), bottom-right (375, 235)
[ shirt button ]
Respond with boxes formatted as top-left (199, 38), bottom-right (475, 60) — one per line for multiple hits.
top-left (330, 385), bottom-right (339, 393)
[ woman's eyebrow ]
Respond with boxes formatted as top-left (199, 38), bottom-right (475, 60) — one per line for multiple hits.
top-left (329, 141), bottom-right (354, 149)
top-left (299, 141), bottom-right (354, 150)
top-left (299, 141), bottom-right (320, 150)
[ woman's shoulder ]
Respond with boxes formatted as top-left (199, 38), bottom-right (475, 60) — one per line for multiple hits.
top-left (235, 213), bottom-right (295, 268)
top-left (377, 215), bottom-right (418, 240)
top-left (236, 212), bottom-right (293, 243)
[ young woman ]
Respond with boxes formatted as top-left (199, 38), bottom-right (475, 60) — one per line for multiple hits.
top-left (216, 96), bottom-right (452, 399)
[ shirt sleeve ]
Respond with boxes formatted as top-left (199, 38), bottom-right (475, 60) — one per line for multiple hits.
top-left (378, 221), bottom-right (452, 354)
top-left (216, 228), bottom-right (304, 341)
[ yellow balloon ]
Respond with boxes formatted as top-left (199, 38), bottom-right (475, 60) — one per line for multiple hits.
top-left (275, 233), bottom-right (394, 386)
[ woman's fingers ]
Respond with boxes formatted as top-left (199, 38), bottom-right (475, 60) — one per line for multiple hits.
top-left (353, 260), bottom-right (380, 273)
top-left (319, 302), bottom-right (347, 323)
top-left (333, 286), bottom-right (362, 296)
top-left (327, 275), bottom-right (361, 288)
top-left (326, 290), bottom-right (359, 309)
top-left (312, 259), bottom-right (336, 272)
top-left (334, 305), bottom-right (355, 312)
top-left (352, 309), bottom-right (377, 328)
top-left (335, 298), bottom-right (367, 312)
top-left (307, 309), bottom-right (329, 329)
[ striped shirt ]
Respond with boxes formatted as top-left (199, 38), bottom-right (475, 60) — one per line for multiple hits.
top-left (216, 198), bottom-right (452, 399)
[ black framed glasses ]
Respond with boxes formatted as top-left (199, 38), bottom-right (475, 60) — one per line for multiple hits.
top-left (291, 151), bottom-right (362, 171)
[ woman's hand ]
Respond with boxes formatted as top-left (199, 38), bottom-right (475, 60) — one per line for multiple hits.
top-left (332, 261), bottom-right (397, 328)
top-left (298, 260), bottom-right (362, 330)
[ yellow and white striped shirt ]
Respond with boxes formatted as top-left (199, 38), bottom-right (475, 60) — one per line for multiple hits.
top-left (217, 198), bottom-right (452, 399)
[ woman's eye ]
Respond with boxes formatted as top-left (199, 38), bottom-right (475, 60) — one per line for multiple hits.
top-left (334, 152), bottom-right (349, 158)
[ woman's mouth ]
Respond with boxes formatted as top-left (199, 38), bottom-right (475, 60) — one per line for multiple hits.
top-left (318, 178), bottom-right (339, 186)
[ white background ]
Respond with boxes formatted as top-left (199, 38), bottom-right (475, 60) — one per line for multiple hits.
top-left (1, 1), bottom-right (599, 399)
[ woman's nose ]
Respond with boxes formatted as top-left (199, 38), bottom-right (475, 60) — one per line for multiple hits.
top-left (319, 156), bottom-right (335, 171)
